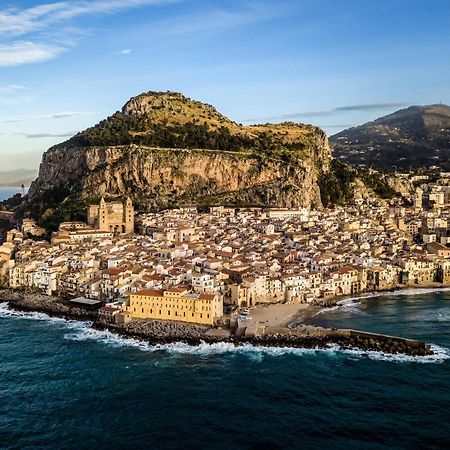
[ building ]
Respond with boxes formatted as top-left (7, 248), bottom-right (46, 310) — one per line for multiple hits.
top-left (266, 208), bottom-right (309, 220)
top-left (414, 187), bottom-right (423, 209)
top-left (88, 197), bottom-right (134, 234)
top-left (124, 288), bottom-right (223, 325)
top-left (427, 242), bottom-right (450, 257)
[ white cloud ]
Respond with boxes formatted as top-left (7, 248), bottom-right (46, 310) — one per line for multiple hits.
top-left (0, 1), bottom-right (178, 36)
top-left (23, 131), bottom-right (77, 139)
top-left (119, 48), bottom-right (132, 55)
top-left (2, 111), bottom-right (96, 123)
top-left (0, 0), bottom-right (178, 66)
top-left (0, 41), bottom-right (66, 66)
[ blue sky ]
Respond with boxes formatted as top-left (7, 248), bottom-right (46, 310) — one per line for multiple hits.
top-left (1, 0), bottom-right (450, 171)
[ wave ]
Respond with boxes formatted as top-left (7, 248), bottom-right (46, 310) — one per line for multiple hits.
top-left (0, 302), bottom-right (91, 329)
top-left (63, 323), bottom-right (450, 364)
top-left (2, 302), bottom-right (449, 364)
top-left (313, 298), bottom-right (361, 316)
top-left (313, 286), bottom-right (450, 317)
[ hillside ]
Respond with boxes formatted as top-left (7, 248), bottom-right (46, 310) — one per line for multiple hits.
top-left (22, 91), bottom-right (399, 229)
top-left (330, 104), bottom-right (450, 172)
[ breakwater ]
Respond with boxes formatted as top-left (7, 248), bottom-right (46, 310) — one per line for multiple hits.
top-left (0, 289), bottom-right (433, 357)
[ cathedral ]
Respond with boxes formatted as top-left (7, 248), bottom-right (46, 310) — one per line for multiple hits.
top-left (87, 197), bottom-right (134, 234)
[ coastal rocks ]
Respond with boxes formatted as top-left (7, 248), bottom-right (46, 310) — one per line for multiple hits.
top-left (95, 320), bottom-right (212, 345)
top-left (0, 289), bottom-right (97, 320)
top-left (242, 328), bottom-right (433, 357)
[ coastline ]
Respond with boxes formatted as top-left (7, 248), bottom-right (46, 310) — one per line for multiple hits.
top-left (313, 282), bottom-right (450, 309)
top-left (0, 289), bottom-right (435, 357)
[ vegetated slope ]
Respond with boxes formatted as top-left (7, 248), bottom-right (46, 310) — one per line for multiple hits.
top-left (330, 104), bottom-right (450, 172)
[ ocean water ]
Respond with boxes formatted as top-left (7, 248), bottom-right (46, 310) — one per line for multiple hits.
top-left (0, 187), bottom-right (23, 202)
top-left (1, 291), bottom-right (450, 449)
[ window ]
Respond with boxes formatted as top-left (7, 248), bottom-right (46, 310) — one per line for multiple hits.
top-left (142, 308), bottom-right (144, 313)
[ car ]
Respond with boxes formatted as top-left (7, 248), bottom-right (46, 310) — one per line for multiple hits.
top-left (239, 315), bottom-right (251, 321)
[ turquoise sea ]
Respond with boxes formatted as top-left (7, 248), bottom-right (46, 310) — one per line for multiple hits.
top-left (0, 187), bottom-right (23, 202)
top-left (1, 289), bottom-right (450, 449)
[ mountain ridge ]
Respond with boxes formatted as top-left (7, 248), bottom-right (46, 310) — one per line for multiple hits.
top-left (330, 104), bottom-right (450, 171)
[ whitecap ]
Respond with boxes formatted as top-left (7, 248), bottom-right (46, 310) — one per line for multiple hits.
top-left (63, 325), bottom-right (450, 364)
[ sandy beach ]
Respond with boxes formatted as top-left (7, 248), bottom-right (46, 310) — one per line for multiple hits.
top-left (244, 302), bottom-right (322, 327)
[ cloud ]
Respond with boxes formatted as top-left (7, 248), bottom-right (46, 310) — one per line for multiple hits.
top-left (0, 1), bottom-right (178, 36)
top-left (321, 124), bottom-right (355, 129)
top-left (0, 1), bottom-right (178, 66)
top-left (22, 131), bottom-right (77, 139)
top-left (244, 102), bottom-right (410, 122)
top-left (144, 1), bottom-right (288, 38)
top-left (119, 48), bottom-right (132, 55)
top-left (2, 111), bottom-right (96, 123)
top-left (0, 41), bottom-right (66, 66)
top-left (0, 84), bottom-right (29, 94)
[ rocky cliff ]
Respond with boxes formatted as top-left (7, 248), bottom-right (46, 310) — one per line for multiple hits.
top-left (25, 91), bottom-right (399, 228)
top-left (28, 92), bottom-right (330, 213)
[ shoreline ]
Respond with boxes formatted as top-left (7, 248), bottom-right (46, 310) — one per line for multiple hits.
top-left (0, 289), bottom-right (435, 357)
top-left (316, 282), bottom-right (450, 308)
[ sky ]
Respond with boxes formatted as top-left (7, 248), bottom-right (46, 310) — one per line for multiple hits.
top-left (1, 0), bottom-right (450, 171)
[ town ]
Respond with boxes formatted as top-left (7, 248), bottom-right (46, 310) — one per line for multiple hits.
top-left (2, 173), bottom-right (450, 328)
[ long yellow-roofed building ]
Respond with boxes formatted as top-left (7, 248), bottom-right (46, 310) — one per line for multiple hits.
top-left (123, 288), bottom-right (223, 325)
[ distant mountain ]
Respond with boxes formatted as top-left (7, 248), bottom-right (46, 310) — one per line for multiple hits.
top-left (330, 104), bottom-right (450, 172)
top-left (0, 169), bottom-right (37, 187)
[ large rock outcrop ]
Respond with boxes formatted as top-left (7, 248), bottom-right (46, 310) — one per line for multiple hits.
top-left (28, 91), bottom-right (331, 211)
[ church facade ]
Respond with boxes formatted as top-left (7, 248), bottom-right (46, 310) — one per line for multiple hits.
top-left (87, 197), bottom-right (134, 234)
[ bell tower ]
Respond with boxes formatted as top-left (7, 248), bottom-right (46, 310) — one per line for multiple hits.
top-left (99, 197), bottom-right (108, 231)
top-left (124, 197), bottom-right (134, 233)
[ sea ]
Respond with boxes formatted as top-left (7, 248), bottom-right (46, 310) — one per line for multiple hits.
top-left (1, 289), bottom-right (450, 449)
top-left (0, 187), bottom-right (23, 202)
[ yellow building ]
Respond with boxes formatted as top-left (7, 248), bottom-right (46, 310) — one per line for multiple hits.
top-left (124, 288), bottom-right (223, 325)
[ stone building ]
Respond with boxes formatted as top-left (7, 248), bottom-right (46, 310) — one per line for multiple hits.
top-left (87, 197), bottom-right (134, 234)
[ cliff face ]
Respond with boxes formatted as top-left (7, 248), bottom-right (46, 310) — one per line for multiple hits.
top-left (29, 143), bottom-right (328, 210)
top-left (28, 91), bottom-right (331, 211)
